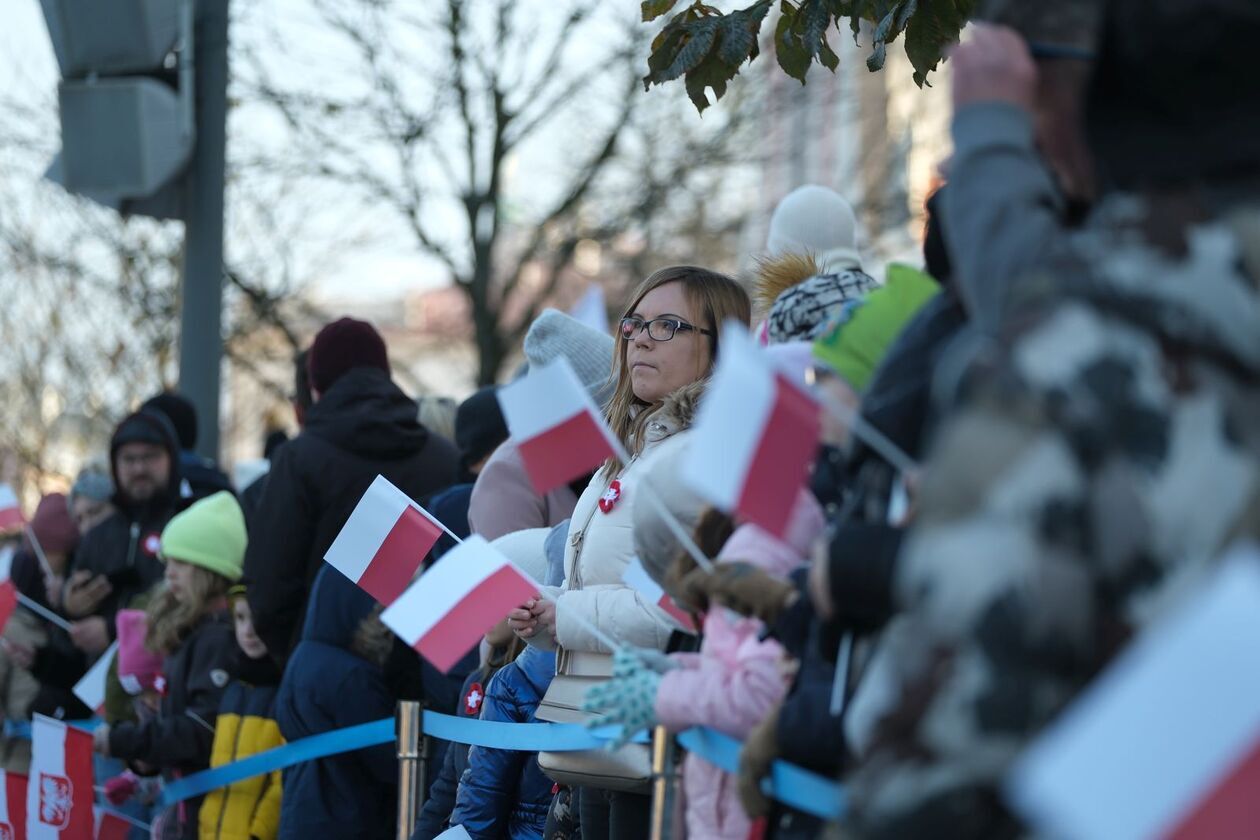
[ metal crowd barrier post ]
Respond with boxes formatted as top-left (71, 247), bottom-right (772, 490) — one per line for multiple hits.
top-left (650, 724), bottom-right (682, 840)
top-left (396, 700), bottom-right (425, 840)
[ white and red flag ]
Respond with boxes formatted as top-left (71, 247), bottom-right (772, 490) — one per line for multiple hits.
top-left (497, 358), bottom-right (619, 495)
top-left (324, 476), bottom-right (451, 606)
top-left (0, 582), bottom-right (17, 637)
top-left (381, 535), bottom-right (540, 673)
top-left (682, 323), bottom-right (821, 538)
top-left (26, 716), bottom-right (92, 840)
top-left (622, 557), bottom-right (698, 633)
top-left (1008, 545), bottom-right (1260, 840)
top-left (0, 770), bottom-right (28, 840)
top-left (91, 809), bottom-right (130, 840)
top-left (0, 487), bottom-right (23, 535)
top-left (71, 643), bottom-right (118, 718)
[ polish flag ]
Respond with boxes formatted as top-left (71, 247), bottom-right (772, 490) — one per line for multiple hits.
top-left (92, 809), bottom-right (130, 840)
top-left (1008, 546), bottom-right (1260, 840)
top-left (497, 358), bottom-right (618, 495)
top-left (324, 476), bottom-right (447, 606)
top-left (0, 581), bottom-right (16, 636)
top-left (683, 323), bottom-right (821, 538)
top-left (26, 716), bottom-right (93, 840)
top-left (0, 487), bottom-right (23, 534)
top-left (72, 643), bottom-right (118, 717)
top-left (622, 557), bottom-right (698, 633)
top-left (381, 536), bottom-right (540, 673)
top-left (0, 770), bottom-right (28, 840)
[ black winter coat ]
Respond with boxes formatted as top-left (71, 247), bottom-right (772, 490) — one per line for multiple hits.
top-left (109, 610), bottom-right (237, 839)
top-left (765, 571), bottom-right (848, 840)
top-left (244, 367), bottom-right (459, 657)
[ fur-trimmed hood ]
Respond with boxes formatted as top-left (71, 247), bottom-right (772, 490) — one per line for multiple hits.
top-left (754, 253), bottom-right (820, 320)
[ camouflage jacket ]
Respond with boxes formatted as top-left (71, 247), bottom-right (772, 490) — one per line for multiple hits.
top-left (841, 194), bottom-right (1260, 838)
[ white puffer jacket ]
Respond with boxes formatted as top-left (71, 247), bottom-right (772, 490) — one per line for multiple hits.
top-left (548, 382), bottom-right (704, 655)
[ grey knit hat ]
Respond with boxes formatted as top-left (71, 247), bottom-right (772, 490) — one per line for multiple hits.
top-left (632, 457), bottom-right (708, 587)
top-left (68, 463), bottom-right (114, 508)
top-left (766, 269), bottom-right (880, 344)
top-left (523, 309), bottom-right (615, 407)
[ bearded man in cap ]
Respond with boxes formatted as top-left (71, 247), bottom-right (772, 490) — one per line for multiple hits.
top-left (62, 409), bottom-right (182, 656)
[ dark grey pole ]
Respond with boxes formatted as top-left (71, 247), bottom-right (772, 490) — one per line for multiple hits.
top-left (179, 0), bottom-right (229, 461)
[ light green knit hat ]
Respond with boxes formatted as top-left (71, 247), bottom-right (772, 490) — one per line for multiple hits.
top-left (811, 263), bottom-right (939, 392)
top-left (159, 491), bottom-right (246, 581)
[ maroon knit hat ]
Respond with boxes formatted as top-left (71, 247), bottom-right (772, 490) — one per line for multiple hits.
top-left (29, 493), bottom-right (79, 555)
top-left (307, 317), bottom-right (390, 394)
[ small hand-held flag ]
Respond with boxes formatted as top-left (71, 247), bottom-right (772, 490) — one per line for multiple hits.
top-left (26, 715), bottom-right (93, 840)
top-left (622, 557), bottom-right (698, 633)
top-left (683, 323), bottom-right (821, 538)
top-left (497, 358), bottom-right (620, 494)
top-left (0, 769), bottom-right (28, 840)
top-left (71, 643), bottom-right (118, 717)
top-left (324, 476), bottom-right (452, 606)
top-left (1008, 545), bottom-right (1260, 840)
top-left (381, 535), bottom-right (540, 673)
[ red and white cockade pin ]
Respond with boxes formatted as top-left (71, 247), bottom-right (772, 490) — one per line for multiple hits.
top-left (598, 480), bottom-right (623, 514)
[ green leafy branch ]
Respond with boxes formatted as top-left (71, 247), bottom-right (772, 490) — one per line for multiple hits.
top-left (642, 0), bottom-right (975, 112)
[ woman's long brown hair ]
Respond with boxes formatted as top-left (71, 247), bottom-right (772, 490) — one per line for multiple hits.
top-left (603, 266), bottom-right (750, 474)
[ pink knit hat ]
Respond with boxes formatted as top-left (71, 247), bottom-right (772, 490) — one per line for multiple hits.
top-left (115, 609), bottom-right (164, 696)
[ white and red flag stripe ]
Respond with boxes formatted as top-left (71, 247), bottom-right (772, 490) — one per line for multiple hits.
top-left (0, 581), bottom-right (17, 637)
top-left (682, 323), bottom-right (821, 538)
top-left (381, 535), bottom-right (540, 673)
top-left (27, 716), bottom-right (92, 840)
top-left (1008, 545), bottom-right (1260, 840)
top-left (497, 358), bottom-right (619, 495)
top-left (324, 476), bottom-right (449, 606)
top-left (72, 643), bottom-right (117, 717)
top-left (0, 770), bottom-right (28, 840)
top-left (0, 487), bottom-right (23, 534)
top-left (622, 557), bottom-right (697, 633)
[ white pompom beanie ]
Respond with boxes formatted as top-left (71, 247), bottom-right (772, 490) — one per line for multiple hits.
top-left (766, 185), bottom-right (862, 274)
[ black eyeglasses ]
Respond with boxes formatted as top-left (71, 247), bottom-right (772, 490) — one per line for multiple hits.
top-left (619, 316), bottom-right (714, 342)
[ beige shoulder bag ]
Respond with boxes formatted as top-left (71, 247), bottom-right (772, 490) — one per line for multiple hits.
top-left (535, 500), bottom-right (652, 792)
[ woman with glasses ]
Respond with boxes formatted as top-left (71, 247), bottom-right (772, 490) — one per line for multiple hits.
top-left (509, 265), bottom-right (749, 840)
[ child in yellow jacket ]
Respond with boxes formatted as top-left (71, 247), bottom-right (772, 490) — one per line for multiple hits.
top-left (199, 587), bottom-right (283, 840)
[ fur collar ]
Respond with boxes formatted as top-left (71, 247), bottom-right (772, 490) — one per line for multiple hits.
top-left (642, 379), bottom-right (708, 445)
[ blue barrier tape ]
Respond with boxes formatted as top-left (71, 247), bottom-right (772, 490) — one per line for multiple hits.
top-left (424, 713), bottom-right (648, 750)
top-left (677, 728), bottom-right (845, 821)
top-left (134, 710), bottom-right (846, 819)
top-left (157, 713), bottom-right (645, 807)
top-left (159, 718), bottom-right (393, 806)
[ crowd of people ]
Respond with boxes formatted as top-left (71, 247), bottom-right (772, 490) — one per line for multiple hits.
top-left (1, 0), bottom-right (1257, 837)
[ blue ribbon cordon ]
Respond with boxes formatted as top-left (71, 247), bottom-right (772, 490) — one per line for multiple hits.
top-left (115, 711), bottom-right (842, 819)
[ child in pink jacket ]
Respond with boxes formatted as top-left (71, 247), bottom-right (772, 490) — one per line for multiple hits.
top-left (587, 485), bottom-right (824, 839)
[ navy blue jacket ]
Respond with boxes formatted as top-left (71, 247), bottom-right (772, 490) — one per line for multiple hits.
top-left (275, 568), bottom-right (397, 840)
top-left (450, 646), bottom-right (556, 840)
top-left (412, 669), bottom-right (482, 840)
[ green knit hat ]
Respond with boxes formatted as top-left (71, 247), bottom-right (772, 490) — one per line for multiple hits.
top-left (811, 263), bottom-right (939, 391)
top-left (159, 491), bottom-right (246, 582)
